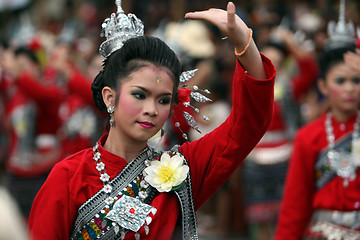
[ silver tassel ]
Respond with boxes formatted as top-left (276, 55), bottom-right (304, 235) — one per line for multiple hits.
top-left (179, 69), bottom-right (198, 83)
top-left (135, 232), bottom-right (140, 240)
top-left (183, 111), bottom-right (201, 133)
top-left (114, 224), bottom-right (120, 234)
top-left (144, 225), bottom-right (149, 235)
top-left (190, 92), bottom-right (212, 103)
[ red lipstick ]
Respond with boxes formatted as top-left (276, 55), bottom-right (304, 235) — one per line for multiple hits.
top-left (344, 97), bottom-right (355, 102)
top-left (137, 122), bottom-right (155, 128)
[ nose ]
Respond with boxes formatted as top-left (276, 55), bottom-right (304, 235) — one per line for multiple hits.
top-left (144, 100), bottom-right (158, 117)
top-left (344, 80), bottom-right (355, 92)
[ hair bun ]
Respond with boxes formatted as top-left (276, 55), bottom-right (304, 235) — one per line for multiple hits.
top-left (91, 70), bottom-right (107, 112)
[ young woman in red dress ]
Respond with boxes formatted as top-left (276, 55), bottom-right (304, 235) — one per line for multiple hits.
top-left (29, 1), bottom-right (275, 239)
top-left (275, 1), bottom-right (360, 238)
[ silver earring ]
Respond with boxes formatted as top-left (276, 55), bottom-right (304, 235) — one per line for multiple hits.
top-left (107, 106), bottom-right (114, 127)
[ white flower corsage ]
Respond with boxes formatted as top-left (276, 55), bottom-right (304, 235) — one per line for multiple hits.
top-left (143, 152), bottom-right (189, 192)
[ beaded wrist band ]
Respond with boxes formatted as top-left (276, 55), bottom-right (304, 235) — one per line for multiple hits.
top-left (234, 28), bottom-right (253, 57)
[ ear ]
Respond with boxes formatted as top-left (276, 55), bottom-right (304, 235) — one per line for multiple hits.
top-left (102, 86), bottom-right (116, 107)
top-left (317, 79), bottom-right (328, 97)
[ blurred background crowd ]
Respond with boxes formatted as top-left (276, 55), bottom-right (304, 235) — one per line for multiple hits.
top-left (0, 0), bottom-right (359, 239)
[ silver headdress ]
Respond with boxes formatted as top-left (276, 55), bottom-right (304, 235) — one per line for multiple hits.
top-left (325, 0), bottom-right (357, 51)
top-left (99, 0), bottom-right (144, 57)
top-left (11, 12), bottom-right (36, 47)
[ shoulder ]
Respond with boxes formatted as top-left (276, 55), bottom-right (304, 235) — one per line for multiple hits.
top-left (295, 115), bottom-right (326, 144)
top-left (52, 148), bottom-right (93, 175)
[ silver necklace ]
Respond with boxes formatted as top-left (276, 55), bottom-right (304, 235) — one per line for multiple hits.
top-left (325, 111), bottom-right (360, 187)
top-left (93, 142), bottom-right (115, 204)
top-left (93, 142), bottom-right (153, 204)
top-left (92, 142), bottom-right (156, 240)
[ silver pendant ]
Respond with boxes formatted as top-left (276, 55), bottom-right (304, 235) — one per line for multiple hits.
top-left (102, 219), bottom-right (107, 229)
top-left (114, 224), bottom-right (120, 234)
top-left (144, 225), bottom-right (149, 235)
top-left (105, 195), bottom-right (156, 232)
top-left (135, 232), bottom-right (140, 240)
top-left (328, 150), bottom-right (357, 186)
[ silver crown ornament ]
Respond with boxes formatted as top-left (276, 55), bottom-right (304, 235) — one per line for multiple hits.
top-left (99, 0), bottom-right (144, 57)
top-left (325, 0), bottom-right (357, 51)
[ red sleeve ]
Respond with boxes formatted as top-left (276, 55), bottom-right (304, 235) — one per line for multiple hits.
top-left (17, 72), bottom-right (65, 103)
top-left (291, 56), bottom-right (319, 101)
top-left (67, 69), bottom-right (94, 107)
top-left (275, 128), bottom-right (317, 240)
top-left (179, 55), bottom-right (275, 210)
top-left (28, 164), bottom-right (77, 240)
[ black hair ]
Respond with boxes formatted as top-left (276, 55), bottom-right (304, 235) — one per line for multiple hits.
top-left (0, 38), bottom-right (8, 50)
top-left (318, 45), bottom-right (356, 80)
top-left (91, 36), bottom-right (181, 113)
top-left (263, 38), bottom-right (288, 58)
top-left (14, 46), bottom-right (39, 65)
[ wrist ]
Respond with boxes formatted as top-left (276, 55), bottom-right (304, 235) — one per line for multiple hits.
top-left (234, 28), bottom-right (253, 57)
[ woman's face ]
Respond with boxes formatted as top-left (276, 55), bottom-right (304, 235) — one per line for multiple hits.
top-left (320, 61), bottom-right (360, 118)
top-left (113, 65), bottom-right (174, 143)
top-left (261, 46), bottom-right (284, 71)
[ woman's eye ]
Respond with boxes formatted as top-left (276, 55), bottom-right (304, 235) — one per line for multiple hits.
top-left (353, 77), bottom-right (360, 84)
top-left (158, 97), bottom-right (171, 105)
top-left (132, 92), bottom-right (146, 100)
top-left (334, 77), bottom-right (345, 84)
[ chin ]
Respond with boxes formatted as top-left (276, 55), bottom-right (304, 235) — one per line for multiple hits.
top-left (134, 132), bottom-right (158, 143)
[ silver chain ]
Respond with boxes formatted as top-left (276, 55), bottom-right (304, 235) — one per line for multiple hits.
top-left (325, 111), bottom-right (360, 148)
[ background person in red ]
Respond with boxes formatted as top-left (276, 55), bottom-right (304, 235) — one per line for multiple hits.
top-left (241, 26), bottom-right (319, 240)
top-left (275, 1), bottom-right (360, 238)
top-left (1, 37), bottom-right (103, 220)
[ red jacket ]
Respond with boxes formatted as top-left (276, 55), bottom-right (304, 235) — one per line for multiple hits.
top-left (275, 112), bottom-right (360, 239)
top-left (29, 56), bottom-right (275, 239)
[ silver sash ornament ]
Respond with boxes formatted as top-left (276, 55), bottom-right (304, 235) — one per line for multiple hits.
top-left (325, 111), bottom-right (360, 187)
top-left (93, 143), bottom-right (157, 239)
top-left (106, 195), bottom-right (157, 238)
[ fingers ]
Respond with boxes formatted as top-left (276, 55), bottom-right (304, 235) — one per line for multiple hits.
top-left (184, 11), bottom-right (204, 20)
top-left (185, 2), bottom-right (237, 30)
top-left (227, 2), bottom-right (236, 29)
top-left (184, 7), bottom-right (218, 19)
top-left (184, 2), bottom-right (249, 49)
top-left (344, 51), bottom-right (360, 71)
top-left (185, 9), bottom-right (225, 23)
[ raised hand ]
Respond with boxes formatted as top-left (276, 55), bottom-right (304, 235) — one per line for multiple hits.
top-left (344, 49), bottom-right (360, 72)
top-left (185, 2), bottom-right (266, 79)
top-left (185, 2), bottom-right (249, 52)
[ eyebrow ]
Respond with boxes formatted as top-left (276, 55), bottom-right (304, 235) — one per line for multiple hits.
top-left (131, 86), bottom-right (172, 96)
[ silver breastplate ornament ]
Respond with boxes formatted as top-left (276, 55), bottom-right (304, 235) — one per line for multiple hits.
top-left (325, 111), bottom-right (360, 187)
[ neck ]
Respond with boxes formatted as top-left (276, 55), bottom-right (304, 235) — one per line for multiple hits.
top-left (331, 109), bottom-right (358, 122)
top-left (104, 129), bottom-right (147, 162)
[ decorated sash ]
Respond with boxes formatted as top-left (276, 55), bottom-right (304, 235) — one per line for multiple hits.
top-left (70, 146), bottom-right (198, 240)
top-left (315, 133), bottom-right (353, 189)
